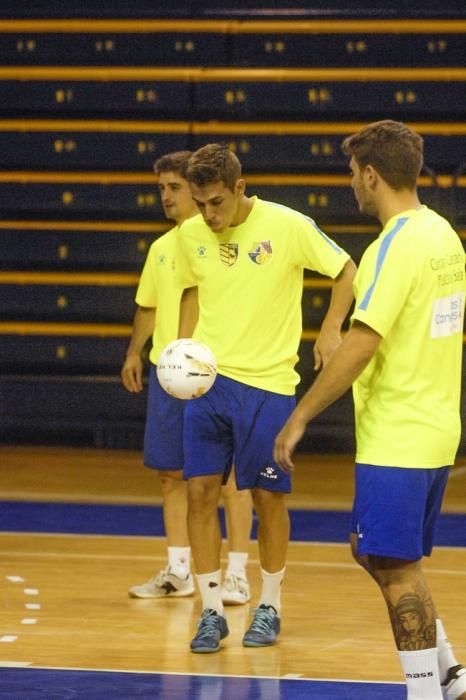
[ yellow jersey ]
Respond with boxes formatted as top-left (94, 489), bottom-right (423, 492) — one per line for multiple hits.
top-left (176, 197), bottom-right (349, 394)
top-left (351, 206), bottom-right (465, 468)
top-left (135, 226), bottom-right (181, 365)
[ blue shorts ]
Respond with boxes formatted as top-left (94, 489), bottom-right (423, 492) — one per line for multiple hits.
top-left (351, 463), bottom-right (450, 561)
top-left (183, 374), bottom-right (295, 492)
top-left (143, 365), bottom-right (185, 470)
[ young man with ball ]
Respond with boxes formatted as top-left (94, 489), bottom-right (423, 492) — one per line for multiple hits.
top-left (121, 151), bottom-right (253, 605)
top-left (176, 143), bottom-right (357, 652)
top-left (274, 121), bottom-right (466, 700)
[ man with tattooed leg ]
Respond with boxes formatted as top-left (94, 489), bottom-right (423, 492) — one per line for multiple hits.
top-left (274, 121), bottom-right (466, 700)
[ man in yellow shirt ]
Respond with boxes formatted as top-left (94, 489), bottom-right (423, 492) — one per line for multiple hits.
top-left (121, 151), bottom-right (253, 605)
top-left (176, 143), bottom-right (357, 652)
top-left (274, 120), bottom-right (466, 700)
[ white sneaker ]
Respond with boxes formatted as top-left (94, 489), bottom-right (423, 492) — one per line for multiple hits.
top-left (442, 665), bottom-right (466, 700)
top-left (221, 572), bottom-right (250, 605)
top-left (128, 567), bottom-right (195, 599)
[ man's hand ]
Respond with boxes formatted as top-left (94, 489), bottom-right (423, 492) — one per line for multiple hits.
top-left (121, 352), bottom-right (144, 392)
top-left (273, 416), bottom-right (307, 473)
top-left (313, 327), bottom-right (342, 370)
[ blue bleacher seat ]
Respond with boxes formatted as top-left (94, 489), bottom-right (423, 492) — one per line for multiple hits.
top-left (231, 31), bottom-right (466, 68)
top-left (1, 1), bottom-right (464, 21)
top-left (249, 179), bottom-right (446, 225)
top-left (192, 124), bottom-right (466, 173)
top-left (402, 0), bottom-right (466, 18)
top-left (201, 0), bottom-right (465, 20)
top-left (0, 281), bottom-right (137, 323)
top-left (0, 375), bottom-right (146, 449)
top-left (199, 1), bottom-right (400, 19)
top-left (0, 79), bottom-right (191, 118)
top-left (0, 223), bottom-right (164, 271)
top-left (0, 31), bottom-right (229, 67)
top-left (0, 70), bottom-right (464, 122)
top-left (302, 287), bottom-right (333, 328)
top-left (0, 334), bottom-right (130, 374)
top-left (0, 176), bottom-right (456, 225)
top-left (195, 76), bottom-right (466, 121)
top-left (0, 1), bottom-right (190, 19)
top-left (0, 180), bottom-right (165, 218)
top-left (453, 177), bottom-right (466, 226)
top-left (0, 120), bottom-right (463, 174)
top-left (0, 127), bottom-right (190, 171)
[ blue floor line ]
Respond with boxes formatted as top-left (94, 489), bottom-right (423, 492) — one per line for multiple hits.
top-left (0, 500), bottom-right (465, 546)
top-left (0, 668), bottom-right (406, 700)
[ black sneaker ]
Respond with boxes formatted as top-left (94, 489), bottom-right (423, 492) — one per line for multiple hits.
top-left (242, 604), bottom-right (281, 647)
top-left (190, 609), bottom-right (229, 653)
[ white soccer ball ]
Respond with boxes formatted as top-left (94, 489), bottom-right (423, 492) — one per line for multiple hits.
top-left (156, 338), bottom-right (217, 400)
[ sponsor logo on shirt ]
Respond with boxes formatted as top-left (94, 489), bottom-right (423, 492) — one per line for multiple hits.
top-left (197, 245), bottom-right (207, 257)
top-left (430, 292), bottom-right (465, 338)
top-left (248, 240), bottom-right (272, 265)
top-left (219, 243), bottom-right (238, 266)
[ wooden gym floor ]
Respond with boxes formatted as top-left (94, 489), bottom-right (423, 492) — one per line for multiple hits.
top-left (0, 445), bottom-right (465, 699)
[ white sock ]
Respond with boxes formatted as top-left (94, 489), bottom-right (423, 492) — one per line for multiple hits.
top-left (437, 618), bottom-right (459, 683)
top-left (258, 566), bottom-right (285, 615)
top-left (226, 551), bottom-right (248, 578)
top-left (196, 570), bottom-right (223, 615)
top-left (398, 648), bottom-right (443, 700)
top-left (168, 546), bottom-right (190, 578)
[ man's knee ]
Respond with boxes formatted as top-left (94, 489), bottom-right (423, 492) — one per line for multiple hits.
top-left (366, 555), bottom-right (419, 589)
top-left (252, 488), bottom-right (286, 517)
top-left (349, 533), bottom-right (373, 575)
top-left (157, 469), bottom-right (184, 495)
top-left (188, 475), bottom-right (222, 512)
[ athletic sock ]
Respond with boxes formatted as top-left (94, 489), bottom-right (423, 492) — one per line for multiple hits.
top-left (226, 551), bottom-right (248, 578)
top-left (258, 566), bottom-right (285, 615)
top-left (196, 570), bottom-right (223, 615)
top-left (437, 618), bottom-right (460, 683)
top-left (167, 546), bottom-right (191, 578)
top-left (398, 648), bottom-right (443, 699)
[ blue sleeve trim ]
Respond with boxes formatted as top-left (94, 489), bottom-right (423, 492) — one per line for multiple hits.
top-left (263, 200), bottom-right (344, 255)
top-left (302, 215), bottom-right (343, 254)
top-left (358, 217), bottom-right (408, 311)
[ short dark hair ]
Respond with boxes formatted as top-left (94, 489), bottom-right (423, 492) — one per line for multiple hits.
top-left (341, 120), bottom-right (423, 190)
top-left (153, 150), bottom-right (192, 177)
top-left (185, 143), bottom-right (242, 192)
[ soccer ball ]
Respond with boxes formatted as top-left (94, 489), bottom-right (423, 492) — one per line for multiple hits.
top-left (156, 338), bottom-right (217, 400)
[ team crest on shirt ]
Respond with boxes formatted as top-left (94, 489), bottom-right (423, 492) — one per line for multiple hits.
top-left (248, 240), bottom-right (272, 265)
top-left (219, 243), bottom-right (239, 267)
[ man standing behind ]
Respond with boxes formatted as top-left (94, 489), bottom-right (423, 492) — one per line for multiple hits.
top-left (274, 120), bottom-right (466, 700)
top-left (176, 143), bottom-right (357, 653)
top-left (121, 151), bottom-right (252, 605)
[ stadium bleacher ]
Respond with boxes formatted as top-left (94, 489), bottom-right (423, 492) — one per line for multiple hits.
top-left (0, 6), bottom-right (464, 449)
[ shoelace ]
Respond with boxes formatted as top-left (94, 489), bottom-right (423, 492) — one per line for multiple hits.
top-left (249, 607), bottom-right (275, 633)
top-left (196, 612), bottom-right (221, 640)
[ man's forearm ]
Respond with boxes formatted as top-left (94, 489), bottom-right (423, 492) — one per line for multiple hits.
top-left (178, 287), bottom-right (199, 338)
top-left (126, 306), bottom-right (156, 356)
top-left (295, 323), bottom-right (380, 424)
top-left (322, 258), bottom-right (357, 330)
